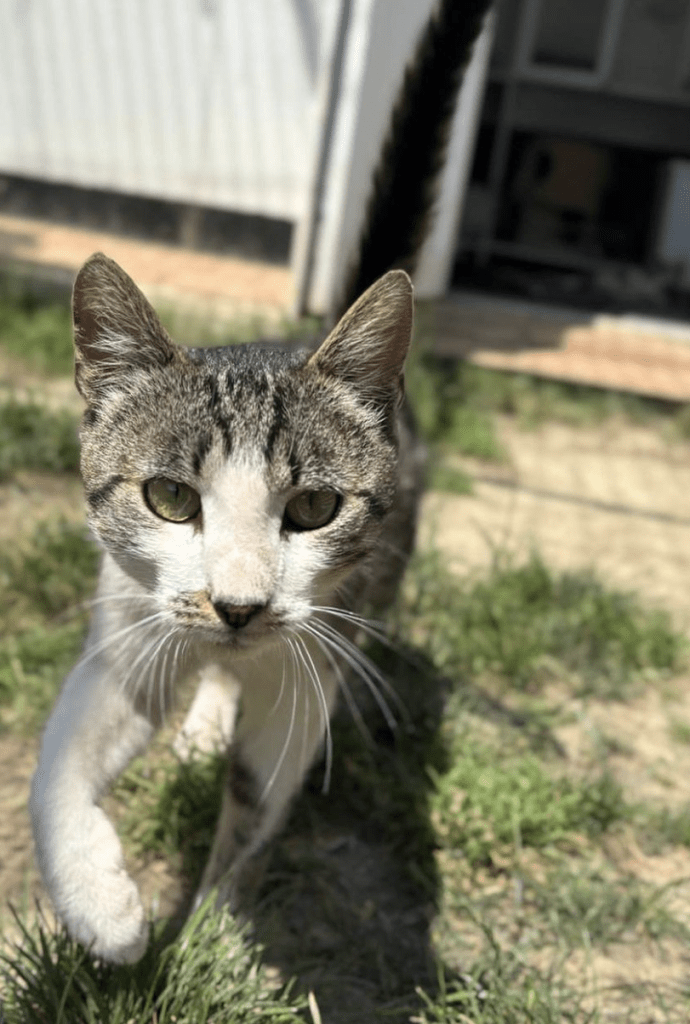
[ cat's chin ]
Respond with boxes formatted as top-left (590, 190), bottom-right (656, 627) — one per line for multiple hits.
top-left (189, 622), bottom-right (283, 655)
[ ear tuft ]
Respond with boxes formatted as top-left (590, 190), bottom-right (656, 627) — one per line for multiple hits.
top-left (72, 253), bottom-right (176, 402)
top-left (308, 270), bottom-right (413, 403)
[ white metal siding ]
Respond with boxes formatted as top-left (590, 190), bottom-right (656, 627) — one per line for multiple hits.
top-left (0, 0), bottom-right (339, 220)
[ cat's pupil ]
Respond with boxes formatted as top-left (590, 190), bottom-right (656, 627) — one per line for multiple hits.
top-left (284, 489), bottom-right (339, 531)
top-left (144, 478), bottom-right (201, 523)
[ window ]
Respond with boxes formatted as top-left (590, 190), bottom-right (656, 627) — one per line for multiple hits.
top-left (518, 0), bottom-right (626, 87)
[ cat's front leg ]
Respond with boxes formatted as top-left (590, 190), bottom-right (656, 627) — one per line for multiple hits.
top-left (31, 650), bottom-right (155, 963)
top-left (194, 638), bottom-right (339, 911)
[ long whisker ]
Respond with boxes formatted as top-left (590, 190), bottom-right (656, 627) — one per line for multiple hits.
top-left (75, 611), bottom-right (171, 674)
top-left (309, 626), bottom-right (374, 748)
top-left (307, 619), bottom-right (403, 728)
top-left (268, 645), bottom-right (289, 718)
top-left (260, 640), bottom-right (298, 802)
top-left (312, 605), bottom-right (398, 650)
top-left (290, 629), bottom-right (333, 794)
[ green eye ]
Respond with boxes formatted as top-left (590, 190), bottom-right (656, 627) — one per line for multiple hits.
top-left (284, 489), bottom-right (340, 531)
top-left (144, 478), bottom-right (201, 523)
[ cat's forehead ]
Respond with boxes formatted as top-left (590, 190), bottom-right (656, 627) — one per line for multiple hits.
top-left (83, 339), bottom-right (391, 491)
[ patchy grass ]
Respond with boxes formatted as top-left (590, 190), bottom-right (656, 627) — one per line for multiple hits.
top-left (406, 355), bottom-right (507, 465)
top-left (427, 461), bottom-right (474, 495)
top-left (403, 549), bottom-right (686, 698)
top-left (431, 738), bottom-right (624, 869)
top-left (1, 289), bottom-right (690, 1021)
top-left (408, 354), bottom-right (690, 441)
top-left (0, 396), bottom-right (80, 481)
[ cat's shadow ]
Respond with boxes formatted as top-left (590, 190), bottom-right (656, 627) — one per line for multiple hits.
top-left (246, 642), bottom-right (449, 1024)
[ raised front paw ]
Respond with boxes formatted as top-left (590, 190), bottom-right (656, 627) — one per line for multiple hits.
top-left (34, 804), bottom-right (149, 964)
top-left (64, 863), bottom-right (149, 964)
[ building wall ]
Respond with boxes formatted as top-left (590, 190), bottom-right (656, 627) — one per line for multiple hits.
top-left (0, 0), bottom-right (340, 221)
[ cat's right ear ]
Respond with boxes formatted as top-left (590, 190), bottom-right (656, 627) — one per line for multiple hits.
top-left (72, 253), bottom-right (177, 403)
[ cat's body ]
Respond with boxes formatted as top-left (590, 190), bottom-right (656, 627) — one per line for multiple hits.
top-left (30, 0), bottom-right (490, 964)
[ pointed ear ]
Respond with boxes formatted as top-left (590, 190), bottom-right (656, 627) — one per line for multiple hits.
top-left (308, 270), bottom-right (413, 403)
top-left (72, 253), bottom-right (177, 403)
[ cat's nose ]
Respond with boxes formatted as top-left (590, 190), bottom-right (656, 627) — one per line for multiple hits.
top-left (213, 601), bottom-right (265, 630)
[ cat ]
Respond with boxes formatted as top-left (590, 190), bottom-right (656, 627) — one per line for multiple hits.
top-left (30, 0), bottom-right (490, 964)
top-left (30, 255), bottom-right (421, 963)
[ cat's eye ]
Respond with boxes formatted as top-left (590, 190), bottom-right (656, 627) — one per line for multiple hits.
top-left (284, 489), bottom-right (340, 531)
top-left (144, 478), bottom-right (201, 523)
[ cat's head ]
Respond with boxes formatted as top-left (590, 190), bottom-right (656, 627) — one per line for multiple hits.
top-left (73, 254), bottom-right (413, 648)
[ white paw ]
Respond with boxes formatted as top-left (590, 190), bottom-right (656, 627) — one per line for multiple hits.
top-left (65, 866), bottom-right (149, 964)
top-left (173, 670), bottom-right (238, 761)
top-left (38, 806), bottom-right (149, 964)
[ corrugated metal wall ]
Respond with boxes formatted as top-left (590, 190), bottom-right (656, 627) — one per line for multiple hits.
top-left (0, 0), bottom-right (339, 221)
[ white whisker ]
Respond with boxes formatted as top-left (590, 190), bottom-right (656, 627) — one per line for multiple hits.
top-left (75, 610), bottom-right (171, 675)
top-left (290, 629), bottom-right (333, 794)
top-left (305, 619), bottom-right (400, 730)
top-left (260, 640), bottom-right (298, 802)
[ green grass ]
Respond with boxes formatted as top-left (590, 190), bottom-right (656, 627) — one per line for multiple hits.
top-left (414, 956), bottom-right (588, 1024)
top-left (0, 520), bottom-right (98, 730)
top-left (0, 395), bottom-right (80, 480)
top-left (1, 901), bottom-right (306, 1024)
top-left (403, 549), bottom-right (686, 697)
top-left (426, 462), bottom-right (474, 495)
top-left (0, 281), bottom-right (73, 376)
top-left (431, 740), bottom-right (624, 869)
top-left (114, 751), bottom-right (226, 885)
top-left (524, 868), bottom-right (688, 947)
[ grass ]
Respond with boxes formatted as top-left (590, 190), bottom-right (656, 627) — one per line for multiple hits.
top-left (0, 520), bottom-right (98, 730)
top-left (113, 750), bottom-right (226, 886)
top-left (403, 549), bottom-right (685, 698)
top-left (408, 355), bottom-right (690, 438)
top-left (1, 900), bottom-right (307, 1024)
top-left (0, 395), bottom-right (80, 481)
top-left (431, 741), bottom-right (624, 869)
top-left (0, 279), bottom-right (74, 376)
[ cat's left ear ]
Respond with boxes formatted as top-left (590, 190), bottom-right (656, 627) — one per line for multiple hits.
top-left (72, 252), bottom-right (177, 404)
top-left (308, 270), bottom-right (413, 404)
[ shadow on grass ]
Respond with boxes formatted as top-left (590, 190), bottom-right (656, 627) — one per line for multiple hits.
top-left (247, 640), bottom-right (450, 1023)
